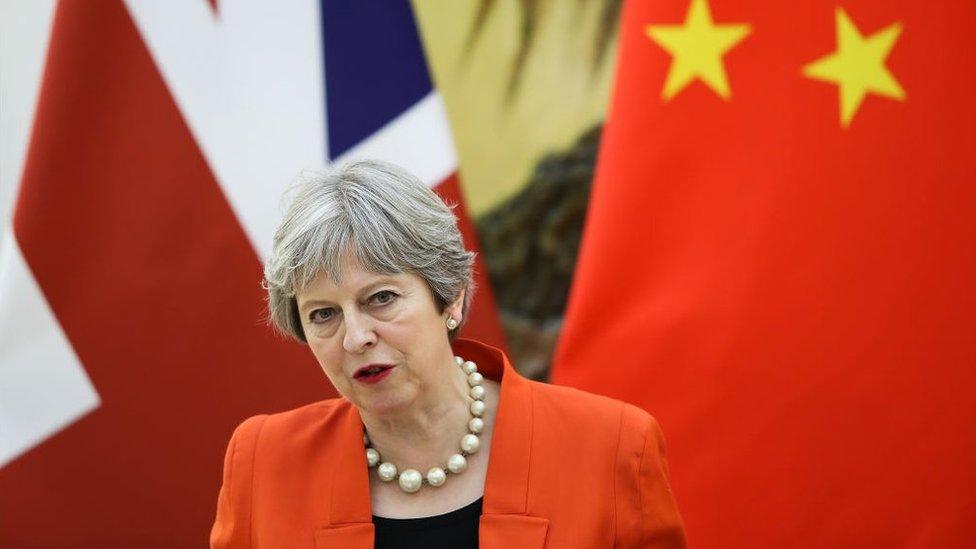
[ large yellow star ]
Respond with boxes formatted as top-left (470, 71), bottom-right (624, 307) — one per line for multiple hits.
top-left (803, 8), bottom-right (906, 127)
top-left (645, 0), bottom-right (751, 101)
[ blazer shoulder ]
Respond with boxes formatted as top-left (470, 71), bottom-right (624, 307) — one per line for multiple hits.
top-left (528, 381), bottom-right (669, 470)
top-left (260, 397), bottom-right (349, 428)
top-left (220, 398), bottom-right (352, 466)
top-left (250, 398), bottom-right (352, 451)
top-left (529, 379), bottom-right (652, 426)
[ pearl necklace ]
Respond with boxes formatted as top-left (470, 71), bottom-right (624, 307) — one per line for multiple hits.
top-left (363, 355), bottom-right (486, 494)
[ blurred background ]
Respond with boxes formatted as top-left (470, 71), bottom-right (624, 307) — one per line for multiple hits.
top-left (415, 0), bottom-right (619, 380)
top-left (2, 0), bottom-right (974, 547)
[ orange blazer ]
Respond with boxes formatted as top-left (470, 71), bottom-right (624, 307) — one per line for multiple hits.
top-left (210, 339), bottom-right (686, 548)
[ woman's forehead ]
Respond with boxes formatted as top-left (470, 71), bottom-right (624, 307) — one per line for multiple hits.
top-left (298, 249), bottom-right (382, 287)
top-left (298, 260), bottom-right (410, 301)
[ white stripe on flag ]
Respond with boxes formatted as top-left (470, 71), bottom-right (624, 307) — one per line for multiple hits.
top-left (333, 91), bottom-right (458, 189)
top-left (0, 227), bottom-right (100, 467)
top-left (123, 0), bottom-right (326, 261)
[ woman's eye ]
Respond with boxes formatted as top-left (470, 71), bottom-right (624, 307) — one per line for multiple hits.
top-left (371, 290), bottom-right (397, 305)
top-left (309, 308), bottom-right (335, 323)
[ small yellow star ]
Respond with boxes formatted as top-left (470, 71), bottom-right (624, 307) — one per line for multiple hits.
top-left (803, 8), bottom-right (906, 127)
top-left (646, 0), bottom-right (752, 101)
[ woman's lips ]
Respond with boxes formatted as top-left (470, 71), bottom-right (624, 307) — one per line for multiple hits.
top-left (353, 364), bottom-right (395, 385)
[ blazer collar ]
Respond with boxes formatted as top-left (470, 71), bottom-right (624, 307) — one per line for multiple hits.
top-left (458, 340), bottom-right (549, 547)
top-left (452, 338), bottom-right (533, 515)
top-left (317, 339), bottom-right (547, 548)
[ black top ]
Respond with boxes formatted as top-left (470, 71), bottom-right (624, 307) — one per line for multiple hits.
top-left (372, 497), bottom-right (483, 549)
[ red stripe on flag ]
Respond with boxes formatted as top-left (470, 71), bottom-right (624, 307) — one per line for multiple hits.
top-left (433, 173), bottom-right (507, 351)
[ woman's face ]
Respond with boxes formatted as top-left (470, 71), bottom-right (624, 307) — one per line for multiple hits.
top-left (296, 253), bottom-right (462, 416)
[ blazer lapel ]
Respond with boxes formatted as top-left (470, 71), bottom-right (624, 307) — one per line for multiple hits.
top-left (454, 339), bottom-right (550, 549)
top-left (315, 401), bottom-right (374, 549)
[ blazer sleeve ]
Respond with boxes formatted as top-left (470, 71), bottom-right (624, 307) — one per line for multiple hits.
top-left (210, 415), bottom-right (268, 549)
top-left (615, 405), bottom-right (687, 548)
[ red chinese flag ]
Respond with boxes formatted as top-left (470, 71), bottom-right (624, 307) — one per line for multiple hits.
top-left (552, 0), bottom-right (976, 546)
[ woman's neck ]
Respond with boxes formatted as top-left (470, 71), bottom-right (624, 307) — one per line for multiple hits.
top-left (359, 357), bottom-right (472, 468)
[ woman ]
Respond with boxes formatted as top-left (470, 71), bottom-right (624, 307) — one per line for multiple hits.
top-left (210, 160), bottom-right (686, 548)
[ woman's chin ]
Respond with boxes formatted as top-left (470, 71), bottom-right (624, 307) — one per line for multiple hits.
top-left (355, 385), bottom-right (417, 417)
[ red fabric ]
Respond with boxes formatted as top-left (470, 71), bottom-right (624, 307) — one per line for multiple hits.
top-left (552, 0), bottom-right (976, 547)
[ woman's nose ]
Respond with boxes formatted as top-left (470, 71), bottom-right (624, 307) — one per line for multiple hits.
top-left (342, 310), bottom-right (377, 353)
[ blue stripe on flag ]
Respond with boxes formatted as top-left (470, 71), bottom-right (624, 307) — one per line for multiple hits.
top-left (321, 0), bottom-right (433, 160)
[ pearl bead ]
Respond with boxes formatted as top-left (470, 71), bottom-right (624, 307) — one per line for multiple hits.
top-left (398, 469), bottom-right (423, 493)
top-left (377, 462), bottom-right (397, 482)
top-left (460, 433), bottom-right (480, 454)
top-left (447, 453), bottom-right (468, 474)
top-left (467, 372), bottom-right (484, 386)
top-left (470, 400), bottom-right (486, 417)
top-left (470, 385), bottom-right (486, 400)
top-left (455, 356), bottom-right (464, 366)
top-left (468, 417), bottom-right (484, 434)
top-left (366, 448), bottom-right (380, 467)
top-left (426, 467), bottom-right (447, 487)
top-left (462, 361), bottom-right (477, 374)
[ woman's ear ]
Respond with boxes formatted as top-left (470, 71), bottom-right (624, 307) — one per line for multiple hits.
top-left (446, 288), bottom-right (465, 323)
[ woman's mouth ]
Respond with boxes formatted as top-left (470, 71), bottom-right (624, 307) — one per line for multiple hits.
top-left (353, 364), bottom-right (395, 385)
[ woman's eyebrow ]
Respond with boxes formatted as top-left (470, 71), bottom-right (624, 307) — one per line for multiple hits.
top-left (297, 298), bottom-right (332, 313)
top-left (298, 278), bottom-right (401, 311)
top-left (357, 278), bottom-right (399, 297)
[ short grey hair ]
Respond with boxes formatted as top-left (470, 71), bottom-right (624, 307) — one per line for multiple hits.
top-left (263, 160), bottom-right (476, 342)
